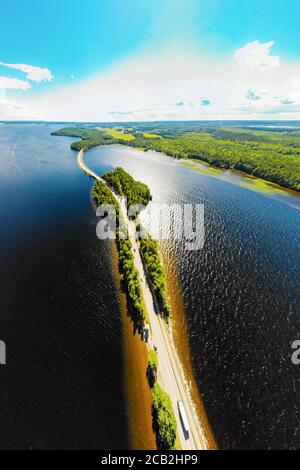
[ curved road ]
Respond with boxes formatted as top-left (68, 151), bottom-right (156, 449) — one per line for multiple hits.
top-left (77, 150), bottom-right (207, 450)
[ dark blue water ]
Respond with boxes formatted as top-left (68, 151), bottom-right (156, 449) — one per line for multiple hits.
top-left (0, 125), bottom-right (300, 449)
top-left (0, 124), bottom-right (128, 449)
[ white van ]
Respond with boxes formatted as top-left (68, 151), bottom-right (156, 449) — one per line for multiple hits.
top-left (178, 400), bottom-right (189, 439)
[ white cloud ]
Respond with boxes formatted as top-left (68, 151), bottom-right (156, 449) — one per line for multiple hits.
top-left (2, 43), bottom-right (300, 121)
top-left (0, 76), bottom-right (31, 90)
top-left (234, 40), bottom-right (280, 71)
top-left (0, 97), bottom-right (42, 120)
top-left (0, 61), bottom-right (53, 82)
top-left (21, 51), bottom-right (238, 121)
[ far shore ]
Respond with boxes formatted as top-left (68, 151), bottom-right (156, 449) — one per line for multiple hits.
top-left (51, 125), bottom-right (300, 193)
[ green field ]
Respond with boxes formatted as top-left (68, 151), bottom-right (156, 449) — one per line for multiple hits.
top-left (104, 128), bottom-right (135, 141)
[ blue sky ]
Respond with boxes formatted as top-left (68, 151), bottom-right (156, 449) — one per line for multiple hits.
top-left (1, 0), bottom-right (300, 120)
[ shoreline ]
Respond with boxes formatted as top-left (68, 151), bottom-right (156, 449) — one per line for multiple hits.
top-left (52, 127), bottom-right (300, 193)
top-left (180, 158), bottom-right (300, 201)
top-left (131, 145), bottom-right (300, 199)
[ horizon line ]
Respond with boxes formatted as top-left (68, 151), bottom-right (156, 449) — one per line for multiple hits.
top-left (1, 119), bottom-right (300, 125)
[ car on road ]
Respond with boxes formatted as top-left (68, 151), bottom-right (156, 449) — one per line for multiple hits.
top-left (178, 400), bottom-right (190, 439)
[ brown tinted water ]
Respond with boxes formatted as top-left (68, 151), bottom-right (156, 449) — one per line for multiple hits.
top-left (161, 243), bottom-right (217, 449)
top-left (111, 244), bottom-right (156, 450)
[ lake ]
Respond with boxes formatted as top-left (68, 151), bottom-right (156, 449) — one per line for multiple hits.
top-left (0, 123), bottom-right (299, 449)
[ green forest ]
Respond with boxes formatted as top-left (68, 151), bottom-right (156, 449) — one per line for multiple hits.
top-left (99, 167), bottom-right (170, 320)
top-left (53, 123), bottom-right (300, 191)
top-left (102, 166), bottom-right (151, 207)
top-left (140, 236), bottom-right (170, 319)
top-left (93, 180), bottom-right (145, 329)
top-left (147, 349), bottom-right (158, 387)
top-left (117, 225), bottom-right (146, 329)
top-left (93, 168), bottom-right (170, 323)
top-left (52, 127), bottom-right (115, 151)
top-left (152, 383), bottom-right (177, 450)
top-left (129, 132), bottom-right (300, 191)
top-left (92, 180), bottom-right (119, 214)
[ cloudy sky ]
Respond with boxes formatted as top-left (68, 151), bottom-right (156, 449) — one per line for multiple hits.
top-left (1, 0), bottom-right (300, 121)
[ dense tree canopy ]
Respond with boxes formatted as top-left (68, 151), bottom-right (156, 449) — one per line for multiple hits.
top-left (152, 383), bottom-right (177, 450)
top-left (140, 236), bottom-right (170, 319)
top-left (117, 225), bottom-right (146, 328)
top-left (147, 349), bottom-right (158, 387)
top-left (128, 131), bottom-right (300, 191)
top-left (53, 124), bottom-right (300, 191)
top-left (51, 127), bottom-right (115, 151)
top-left (93, 180), bottom-right (145, 329)
top-left (103, 167), bottom-right (151, 207)
top-left (92, 180), bottom-right (119, 213)
top-left (99, 167), bottom-right (169, 320)
top-left (94, 168), bottom-right (169, 322)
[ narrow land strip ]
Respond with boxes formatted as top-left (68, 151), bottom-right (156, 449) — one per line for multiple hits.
top-left (77, 149), bottom-right (208, 450)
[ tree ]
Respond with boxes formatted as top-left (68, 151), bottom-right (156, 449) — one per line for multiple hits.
top-left (147, 350), bottom-right (158, 387)
top-left (152, 383), bottom-right (177, 450)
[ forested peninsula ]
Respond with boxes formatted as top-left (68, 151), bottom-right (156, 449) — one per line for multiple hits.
top-left (52, 122), bottom-right (300, 191)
